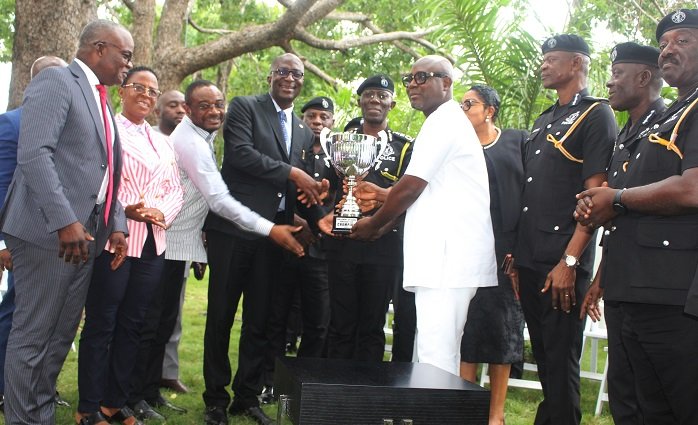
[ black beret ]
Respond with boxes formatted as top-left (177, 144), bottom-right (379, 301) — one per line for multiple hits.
top-left (343, 117), bottom-right (363, 132)
top-left (301, 96), bottom-right (334, 113)
top-left (357, 74), bottom-right (394, 95)
top-left (656, 9), bottom-right (698, 41)
top-left (610, 42), bottom-right (660, 67)
top-left (541, 34), bottom-right (590, 57)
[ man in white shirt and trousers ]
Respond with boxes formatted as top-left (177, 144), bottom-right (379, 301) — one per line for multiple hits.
top-left (351, 55), bottom-right (498, 375)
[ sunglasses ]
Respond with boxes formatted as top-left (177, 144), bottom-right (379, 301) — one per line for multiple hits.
top-left (401, 71), bottom-right (448, 87)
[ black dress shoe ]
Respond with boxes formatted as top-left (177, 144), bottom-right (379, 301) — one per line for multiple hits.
top-left (159, 378), bottom-right (189, 394)
top-left (192, 262), bottom-right (207, 280)
top-left (259, 386), bottom-right (275, 405)
top-left (129, 400), bottom-right (165, 421)
top-left (76, 411), bottom-right (110, 425)
top-left (229, 403), bottom-right (274, 425)
top-left (146, 394), bottom-right (187, 414)
top-left (204, 406), bottom-right (228, 425)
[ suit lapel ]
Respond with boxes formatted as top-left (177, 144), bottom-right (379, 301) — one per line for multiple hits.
top-left (289, 114), bottom-right (306, 163)
top-left (71, 61), bottom-right (107, 160)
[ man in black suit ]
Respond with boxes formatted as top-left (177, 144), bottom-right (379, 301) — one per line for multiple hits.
top-left (202, 53), bottom-right (324, 425)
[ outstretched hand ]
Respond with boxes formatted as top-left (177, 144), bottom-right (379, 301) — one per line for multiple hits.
top-left (269, 225), bottom-right (305, 257)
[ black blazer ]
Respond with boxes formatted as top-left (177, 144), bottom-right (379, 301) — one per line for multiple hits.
top-left (204, 93), bottom-right (316, 239)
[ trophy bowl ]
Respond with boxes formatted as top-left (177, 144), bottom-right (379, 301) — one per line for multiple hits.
top-left (320, 128), bottom-right (387, 234)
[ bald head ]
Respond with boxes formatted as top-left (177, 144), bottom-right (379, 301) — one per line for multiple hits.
top-left (30, 56), bottom-right (68, 79)
top-left (406, 55), bottom-right (455, 117)
top-left (414, 55), bottom-right (454, 79)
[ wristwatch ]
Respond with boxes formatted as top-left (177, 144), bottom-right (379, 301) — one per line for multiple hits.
top-left (612, 189), bottom-right (627, 215)
top-left (563, 254), bottom-right (579, 268)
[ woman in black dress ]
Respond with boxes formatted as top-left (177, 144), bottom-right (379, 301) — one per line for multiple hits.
top-left (459, 85), bottom-right (526, 425)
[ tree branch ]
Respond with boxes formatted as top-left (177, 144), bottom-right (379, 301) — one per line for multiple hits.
top-left (188, 16), bottom-right (234, 34)
top-left (281, 42), bottom-right (337, 87)
top-left (122, 0), bottom-right (135, 11)
top-left (650, 0), bottom-right (666, 18)
top-left (626, 0), bottom-right (661, 23)
top-left (295, 28), bottom-right (431, 50)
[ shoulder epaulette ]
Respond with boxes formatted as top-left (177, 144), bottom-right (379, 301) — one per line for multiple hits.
top-left (391, 131), bottom-right (414, 142)
top-left (582, 95), bottom-right (609, 103)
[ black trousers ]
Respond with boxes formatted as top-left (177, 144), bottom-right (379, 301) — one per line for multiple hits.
top-left (264, 255), bottom-right (330, 386)
top-left (603, 301), bottom-right (642, 425)
top-left (518, 267), bottom-right (586, 425)
top-left (78, 230), bottom-right (164, 412)
top-left (128, 259), bottom-right (187, 404)
top-left (203, 230), bottom-right (280, 409)
top-left (326, 260), bottom-right (397, 362)
top-left (620, 302), bottom-right (698, 425)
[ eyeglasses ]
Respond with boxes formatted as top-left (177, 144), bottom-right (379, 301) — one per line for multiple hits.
top-left (401, 71), bottom-right (448, 87)
top-left (95, 40), bottom-right (133, 64)
top-left (195, 102), bottom-right (226, 111)
top-left (122, 83), bottom-right (161, 98)
top-left (271, 68), bottom-right (304, 80)
top-left (460, 99), bottom-right (484, 111)
top-left (360, 90), bottom-right (392, 101)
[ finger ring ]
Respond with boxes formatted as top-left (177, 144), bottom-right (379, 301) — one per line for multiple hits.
top-left (564, 294), bottom-right (570, 297)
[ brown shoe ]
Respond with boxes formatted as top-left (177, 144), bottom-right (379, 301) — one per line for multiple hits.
top-left (160, 378), bottom-right (189, 394)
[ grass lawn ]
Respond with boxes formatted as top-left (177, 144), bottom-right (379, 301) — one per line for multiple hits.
top-left (2, 273), bottom-right (615, 424)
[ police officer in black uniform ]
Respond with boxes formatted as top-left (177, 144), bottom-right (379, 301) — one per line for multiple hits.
top-left (512, 34), bottom-right (617, 425)
top-left (322, 75), bottom-right (415, 361)
top-left (575, 10), bottom-right (698, 424)
top-left (579, 42), bottom-right (664, 425)
top-left (262, 96), bottom-right (335, 400)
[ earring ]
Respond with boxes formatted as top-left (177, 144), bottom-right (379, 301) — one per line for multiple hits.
top-left (485, 116), bottom-right (490, 122)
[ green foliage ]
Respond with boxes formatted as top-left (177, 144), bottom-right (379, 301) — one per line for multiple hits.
top-left (0, 0), bottom-right (14, 62)
top-left (426, 0), bottom-right (544, 130)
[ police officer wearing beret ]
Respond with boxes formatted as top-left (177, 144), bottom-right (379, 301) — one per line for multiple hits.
top-left (262, 96), bottom-right (335, 399)
top-left (321, 75), bottom-right (415, 362)
top-left (578, 41), bottom-right (664, 425)
top-left (575, 10), bottom-right (698, 424)
top-left (512, 34), bottom-right (617, 425)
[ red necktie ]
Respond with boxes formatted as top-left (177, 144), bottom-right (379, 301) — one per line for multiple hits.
top-left (96, 84), bottom-right (113, 225)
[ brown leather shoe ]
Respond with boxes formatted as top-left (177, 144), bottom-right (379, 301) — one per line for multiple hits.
top-left (160, 378), bottom-right (189, 394)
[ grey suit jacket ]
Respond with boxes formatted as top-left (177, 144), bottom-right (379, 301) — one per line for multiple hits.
top-left (0, 60), bottom-right (127, 250)
top-left (204, 92), bottom-right (317, 239)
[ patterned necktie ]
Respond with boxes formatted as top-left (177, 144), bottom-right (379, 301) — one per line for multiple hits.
top-left (96, 84), bottom-right (113, 225)
top-left (278, 110), bottom-right (291, 154)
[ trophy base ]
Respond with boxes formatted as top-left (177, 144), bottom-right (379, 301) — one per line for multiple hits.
top-left (332, 215), bottom-right (358, 234)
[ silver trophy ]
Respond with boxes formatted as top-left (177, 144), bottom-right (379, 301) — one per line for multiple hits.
top-left (320, 127), bottom-right (388, 234)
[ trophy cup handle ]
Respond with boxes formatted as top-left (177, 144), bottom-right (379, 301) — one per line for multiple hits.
top-left (320, 127), bottom-right (332, 159)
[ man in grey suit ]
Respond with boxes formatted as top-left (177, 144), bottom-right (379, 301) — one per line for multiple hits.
top-left (0, 20), bottom-right (132, 425)
top-left (202, 53), bottom-right (325, 425)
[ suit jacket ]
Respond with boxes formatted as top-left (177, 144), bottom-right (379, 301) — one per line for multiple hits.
top-left (0, 108), bottom-right (20, 243)
top-left (204, 93), bottom-right (317, 239)
top-left (0, 60), bottom-right (127, 250)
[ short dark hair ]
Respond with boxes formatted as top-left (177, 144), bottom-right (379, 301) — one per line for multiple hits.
top-left (122, 66), bottom-right (158, 85)
top-left (78, 20), bottom-right (123, 49)
top-left (185, 79), bottom-right (216, 104)
top-left (469, 84), bottom-right (501, 120)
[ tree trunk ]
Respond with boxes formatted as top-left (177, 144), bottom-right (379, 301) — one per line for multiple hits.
top-left (9, 0), bottom-right (96, 109)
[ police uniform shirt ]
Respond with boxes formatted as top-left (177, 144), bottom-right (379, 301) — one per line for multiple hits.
top-left (515, 89), bottom-right (617, 275)
top-left (607, 98), bottom-right (667, 189)
top-left (301, 145), bottom-right (337, 259)
top-left (324, 126), bottom-right (414, 265)
top-left (603, 88), bottom-right (698, 306)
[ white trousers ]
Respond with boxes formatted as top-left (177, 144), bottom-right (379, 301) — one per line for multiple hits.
top-left (414, 286), bottom-right (477, 375)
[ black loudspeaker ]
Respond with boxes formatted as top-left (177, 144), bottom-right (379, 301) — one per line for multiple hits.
top-left (274, 357), bottom-right (489, 425)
